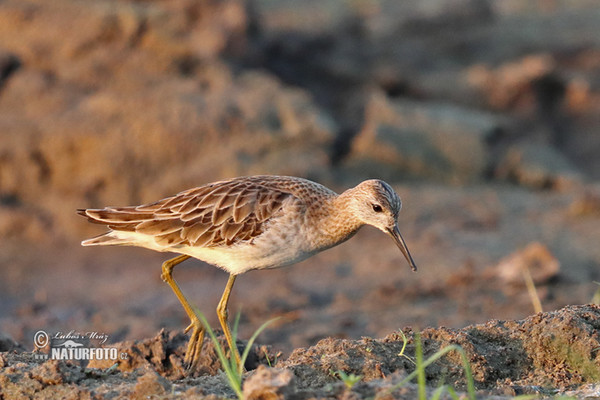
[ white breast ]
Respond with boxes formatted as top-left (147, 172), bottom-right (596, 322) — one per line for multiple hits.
top-left (178, 217), bottom-right (314, 275)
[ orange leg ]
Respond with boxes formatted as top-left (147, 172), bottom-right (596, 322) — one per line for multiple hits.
top-left (160, 255), bottom-right (204, 371)
top-left (216, 274), bottom-right (242, 368)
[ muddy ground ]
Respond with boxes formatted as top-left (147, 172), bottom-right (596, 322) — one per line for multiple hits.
top-left (1, 0), bottom-right (600, 398)
top-left (1, 305), bottom-right (599, 399)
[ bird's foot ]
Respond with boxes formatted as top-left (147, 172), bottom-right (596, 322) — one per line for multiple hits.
top-left (183, 317), bottom-right (205, 373)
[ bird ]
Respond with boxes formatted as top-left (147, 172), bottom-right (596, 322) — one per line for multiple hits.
top-left (78, 175), bottom-right (417, 371)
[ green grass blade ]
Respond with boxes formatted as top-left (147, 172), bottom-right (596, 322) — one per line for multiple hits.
top-left (232, 311), bottom-right (241, 346)
top-left (397, 330), bottom-right (416, 365)
top-left (446, 385), bottom-right (460, 400)
top-left (238, 317), bottom-right (281, 376)
top-left (415, 333), bottom-right (426, 400)
top-left (455, 345), bottom-right (476, 399)
top-left (388, 341), bottom-right (476, 399)
top-left (431, 384), bottom-right (445, 400)
top-left (197, 312), bottom-right (243, 399)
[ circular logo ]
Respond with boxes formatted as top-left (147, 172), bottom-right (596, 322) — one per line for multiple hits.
top-left (33, 330), bottom-right (49, 348)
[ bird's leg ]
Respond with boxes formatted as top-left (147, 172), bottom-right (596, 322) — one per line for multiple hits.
top-left (160, 255), bottom-right (205, 371)
top-left (216, 274), bottom-right (241, 369)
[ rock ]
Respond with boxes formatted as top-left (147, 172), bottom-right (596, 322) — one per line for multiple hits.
top-left (467, 54), bottom-right (556, 111)
top-left (88, 329), bottom-right (189, 379)
top-left (344, 91), bottom-right (505, 183)
top-left (492, 242), bottom-right (560, 286)
top-left (0, 332), bottom-right (23, 352)
top-left (132, 370), bottom-right (171, 400)
top-left (495, 142), bottom-right (583, 190)
top-left (569, 186), bottom-right (600, 217)
top-left (242, 364), bottom-right (296, 400)
top-left (0, 50), bottom-right (20, 90)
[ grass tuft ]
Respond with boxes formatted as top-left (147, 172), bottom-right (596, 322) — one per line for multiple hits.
top-left (397, 329), bottom-right (416, 365)
top-left (331, 370), bottom-right (363, 390)
top-left (388, 333), bottom-right (476, 400)
top-left (197, 311), bottom-right (278, 400)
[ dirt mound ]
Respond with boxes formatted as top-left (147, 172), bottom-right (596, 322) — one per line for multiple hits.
top-left (279, 304), bottom-right (600, 397)
top-left (1, 305), bottom-right (598, 399)
top-left (86, 328), bottom-right (274, 380)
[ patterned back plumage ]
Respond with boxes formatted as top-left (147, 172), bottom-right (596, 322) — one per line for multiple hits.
top-left (79, 176), bottom-right (335, 248)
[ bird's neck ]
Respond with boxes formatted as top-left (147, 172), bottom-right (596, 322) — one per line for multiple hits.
top-left (308, 189), bottom-right (364, 250)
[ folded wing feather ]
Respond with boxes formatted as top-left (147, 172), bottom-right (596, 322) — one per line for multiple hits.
top-left (80, 179), bottom-right (296, 248)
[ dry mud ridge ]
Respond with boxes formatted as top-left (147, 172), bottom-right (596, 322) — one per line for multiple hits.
top-left (1, 1), bottom-right (600, 399)
top-left (1, 304), bottom-right (599, 399)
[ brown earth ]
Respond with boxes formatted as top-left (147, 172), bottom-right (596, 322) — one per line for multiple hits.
top-left (1, 305), bottom-right (599, 398)
top-left (1, 0), bottom-right (600, 398)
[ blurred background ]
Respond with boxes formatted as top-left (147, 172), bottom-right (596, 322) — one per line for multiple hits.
top-left (0, 0), bottom-right (599, 354)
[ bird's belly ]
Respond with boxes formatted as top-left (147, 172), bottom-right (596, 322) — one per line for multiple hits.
top-left (183, 246), bottom-right (313, 275)
top-left (178, 224), bottom-right (312, 275)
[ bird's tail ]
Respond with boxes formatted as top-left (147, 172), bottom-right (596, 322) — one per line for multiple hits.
top-left (81, 232), bottom-right (132, 246)
top-left (77, 207), bottom-right (151, 247)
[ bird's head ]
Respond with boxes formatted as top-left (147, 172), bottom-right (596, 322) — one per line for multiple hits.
top-left (348, 179), bottom-right (417, 271)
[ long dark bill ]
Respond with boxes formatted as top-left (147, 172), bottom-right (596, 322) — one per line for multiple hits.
top-left (387, 225), bottom-right (417, 272)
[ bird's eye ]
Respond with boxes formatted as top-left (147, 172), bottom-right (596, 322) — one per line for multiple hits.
top-left (372, 204), bottom-right (383, 213)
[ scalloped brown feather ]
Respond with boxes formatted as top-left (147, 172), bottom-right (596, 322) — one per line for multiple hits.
top-left (80, 176), bottom-right (300, 248)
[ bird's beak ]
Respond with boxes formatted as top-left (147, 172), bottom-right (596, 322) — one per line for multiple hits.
top-left (387, 225), bottom-right (417, 272)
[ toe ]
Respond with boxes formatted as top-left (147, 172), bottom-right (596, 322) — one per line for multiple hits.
top-left (183, 326), bottom-right (204, 372)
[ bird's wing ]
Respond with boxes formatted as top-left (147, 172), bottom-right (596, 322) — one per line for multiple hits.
top-left (79, 179), bottom-right (296, 248)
